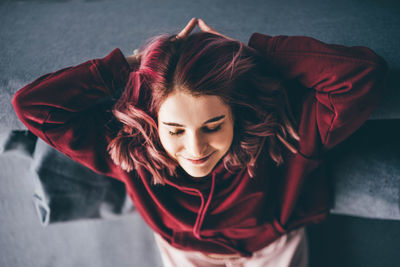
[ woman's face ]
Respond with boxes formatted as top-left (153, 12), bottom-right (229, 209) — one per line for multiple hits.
top-left (157, 91), bottom-right (234, 178)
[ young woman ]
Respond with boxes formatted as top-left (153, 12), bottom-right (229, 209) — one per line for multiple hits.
top-left (12, 18), bottom-right (388, 266)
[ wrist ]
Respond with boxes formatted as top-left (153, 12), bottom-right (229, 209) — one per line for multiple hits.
top-left (125, 55), bottom-right (138, 67)
top-left (125, 49), bottom-right (141, 68)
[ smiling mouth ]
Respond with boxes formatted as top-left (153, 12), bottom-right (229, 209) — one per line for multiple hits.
top-left (184, 153), bottom-right (214, 164)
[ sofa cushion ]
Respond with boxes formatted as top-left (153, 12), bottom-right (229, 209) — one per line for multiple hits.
top-left (0, 130), bottom-right (135, 226)
top-left (327, 119), bottom-right (400, 220)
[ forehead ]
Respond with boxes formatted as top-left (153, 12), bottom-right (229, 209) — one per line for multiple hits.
top-left (157, 92), bottom-right (231, 125)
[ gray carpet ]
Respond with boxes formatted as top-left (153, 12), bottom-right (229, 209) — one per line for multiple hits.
top-left (1, 0), bottom-right (399, 266)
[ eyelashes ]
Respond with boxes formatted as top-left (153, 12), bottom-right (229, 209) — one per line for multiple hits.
top-left (169, 130), bottom-right (183, 136)
top-left (168, 125), bottom-right (222, 136)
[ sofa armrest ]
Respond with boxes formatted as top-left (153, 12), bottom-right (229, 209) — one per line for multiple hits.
top-left (327, 119), bottom-right (400, 220)
top-left (1, 130), bottom-right (135, 226)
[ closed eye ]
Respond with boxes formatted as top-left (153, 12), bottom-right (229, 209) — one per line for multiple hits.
top-left (168, 124), bottom-right (223, 136)
top-left (202, 124), bottom-right (222, 133)
top-left (169, 129), bottom-right (184, 136)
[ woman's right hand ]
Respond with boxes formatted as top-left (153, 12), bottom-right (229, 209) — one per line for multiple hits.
top-left (176, 18), bottom-right (236, 42)
top-left (125, 51), bottom-right (140, 69)
top-left (126, 18), bottom-right (236, 68)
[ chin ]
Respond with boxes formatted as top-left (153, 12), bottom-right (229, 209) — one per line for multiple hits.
top-left (177, 152), bottom-right (226, 178)
top-left (184, 168), bottom-right (212, 178)
top-left (181, 163), bottom-right (215, 178)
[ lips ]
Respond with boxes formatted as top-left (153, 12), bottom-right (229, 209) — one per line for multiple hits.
top-left (184, 153), bottom-right (213, 164)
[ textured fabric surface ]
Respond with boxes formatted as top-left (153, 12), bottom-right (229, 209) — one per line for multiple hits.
top-left (1, 0), bottom-right (399, 267)
top-left (32, 137), bottom-right (135, 225)
top-left (1, 0), bottom-right (398, 132)
top-left (10, 28), bottom-right (390, 256)
top-left (0, 130), bottom-right (135, 225)
top-left (0, 136), bottom-right (163, 267)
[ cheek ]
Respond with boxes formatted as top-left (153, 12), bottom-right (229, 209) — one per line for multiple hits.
top-left (159, 130), bottom-right (180, 154)
top-left (213, 126), bottom-right (234, 149)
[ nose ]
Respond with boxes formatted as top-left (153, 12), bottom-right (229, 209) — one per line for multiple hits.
top-left (185, 131), bottom-right (208, 158)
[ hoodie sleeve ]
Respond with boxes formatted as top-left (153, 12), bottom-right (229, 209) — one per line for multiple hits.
top-left (248, 33), bottom-right (389, 154)
top-left (12, 48), bottom-right (132, 180)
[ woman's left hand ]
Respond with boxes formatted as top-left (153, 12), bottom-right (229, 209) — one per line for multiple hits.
top-left (126, 18), bottom-right (235, 68)
top-left (197, 18), bottom-right (235, 41)
top-left (176, 18), bottom-right (198, 39)
top-left (176, 18), bottom-right (235, 42)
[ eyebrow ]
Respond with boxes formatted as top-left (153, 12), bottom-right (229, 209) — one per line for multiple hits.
top-left (162, 115), bottom-right (226, 127)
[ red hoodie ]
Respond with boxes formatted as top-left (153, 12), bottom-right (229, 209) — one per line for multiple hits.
top-left (12, 33), bottom-right (388, 257)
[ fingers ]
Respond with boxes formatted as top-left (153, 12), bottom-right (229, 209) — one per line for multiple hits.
top-left (175, 18), bottom-right (234, 41)
top-left (176, 17), bottom-right (198, 39)
top-left (197, 18), bottom-right (232, 40)
top-left (197, 18), bottom-right (216, 34)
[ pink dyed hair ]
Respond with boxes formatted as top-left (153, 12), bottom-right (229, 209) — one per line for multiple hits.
top-left (107, 32), bottom-right (300, 184)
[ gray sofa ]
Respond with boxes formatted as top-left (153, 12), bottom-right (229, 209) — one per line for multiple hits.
top-left (1, 118), bottom-right (399, 226)
top-left (1, 0), bottom-right (399, 267)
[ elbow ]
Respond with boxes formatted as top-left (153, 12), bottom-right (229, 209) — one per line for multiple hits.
top-left (11, 89), bottom-right (26, 121)
top-left (11, 88), bottom-right (33, 122)
top-left (11, 88), bottom-right (48, 130)
top-left (356, 45), bottom-right (389, 81)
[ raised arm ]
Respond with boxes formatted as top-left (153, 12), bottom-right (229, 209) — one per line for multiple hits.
top-left (12, 48), bottom-right (132, 180)
top-left (248, 33), bottom-right (389, 154)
